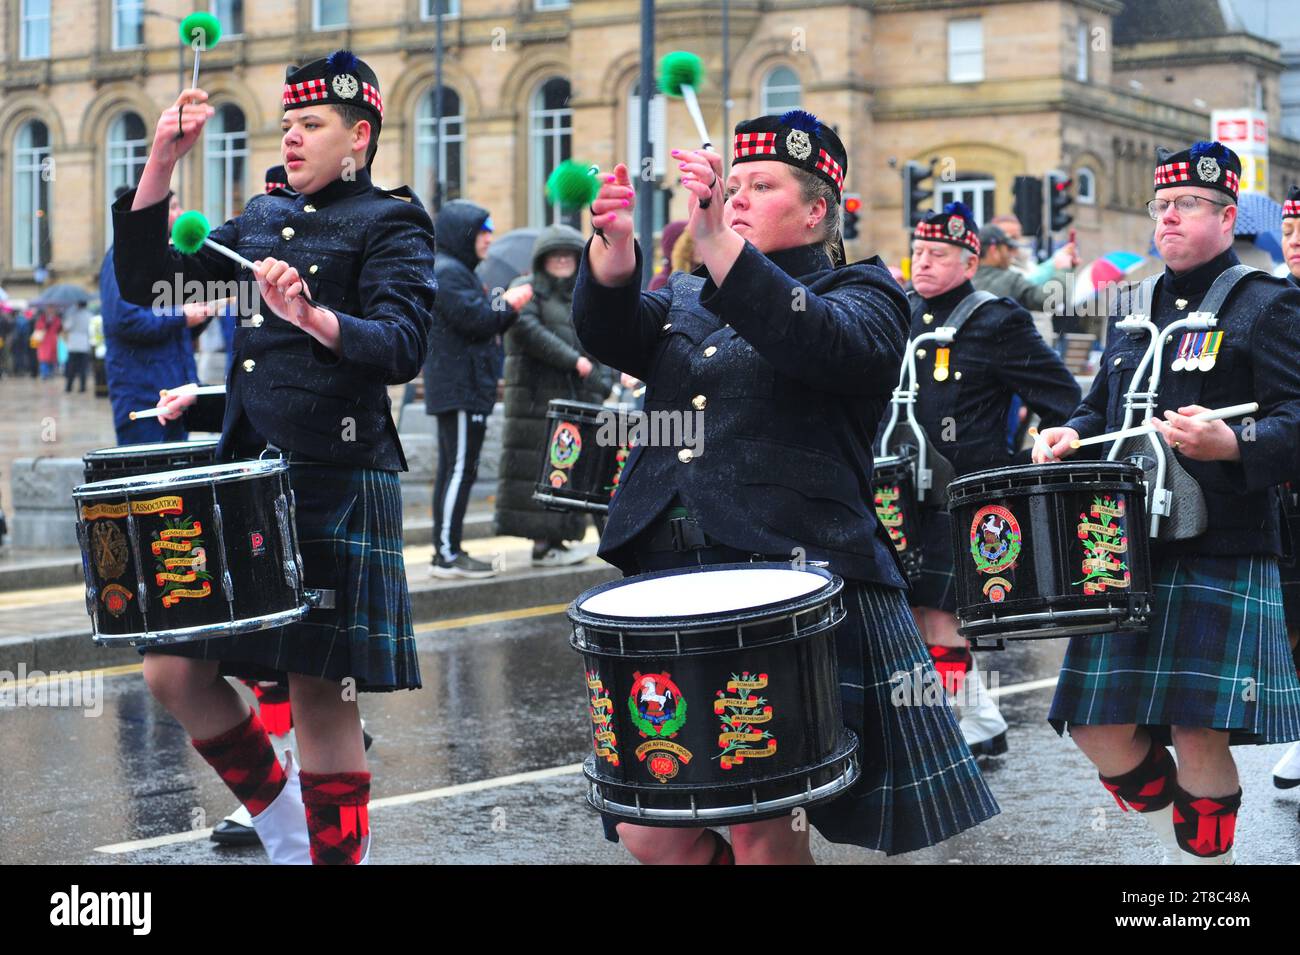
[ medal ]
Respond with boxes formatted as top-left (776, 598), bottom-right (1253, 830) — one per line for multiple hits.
top-left (1198, 330), bottom-right (1223, 371)
top-left (933, 347), bottom-right (950, 382)
top-left (1171, 333), bottom-right (1191, 372)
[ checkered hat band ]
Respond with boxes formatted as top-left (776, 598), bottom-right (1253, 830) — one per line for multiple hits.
top-left (282, 79), bottom-right (383, 119)
top-left (1285, 200), bottom-right (1300, 218)
top-left (913, 220), bottom-right (980, 254)
top-left (1153, 161), bottom-right (1190, 186)
top-left (815, 149), bottom-right (844, 190)
top-left (1224, 169), bottom-right (1239, 193)
top-left (265, 181), bottom-right (287, 193)
top-left (734, 132), bottom-right (777, 158)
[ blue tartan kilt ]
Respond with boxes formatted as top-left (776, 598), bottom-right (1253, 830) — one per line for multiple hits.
top-left (908, 506), bottom-right (957, 614)
top-left (1280, 556), bottom-right (1300, 630)
top-left (1048, 554), bottom-right (1300, 745)
top-left (144, 460), bottom-right (421, 692)
top-left (600, 546), bottom-right (1000, 855)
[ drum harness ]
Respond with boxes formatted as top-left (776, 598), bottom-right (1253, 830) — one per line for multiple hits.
top-left (1106, 264), bottom-right (1261, 539)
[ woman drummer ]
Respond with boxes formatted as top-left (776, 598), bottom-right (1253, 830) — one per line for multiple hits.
top-left (573, 109), bottom-right (999, 863)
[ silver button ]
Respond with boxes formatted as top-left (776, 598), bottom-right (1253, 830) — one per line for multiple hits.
top-left (242, 359), bottom-right (256, 373)
top-left (281, 227), bottom-right (295, 240)
top-left (662, 323), bottom-right (672, 332)
top-left (916, 348), bottom-right (927, 359)
top-left (1113, 357), bottom-right (1122, 366)
top-left (303, 204), bottom-right (316, 213)
top-left (954, 371), bottom-right (962, 380)
top-left (692, 395), bottom-right (707, 410)
top-left (703, 346), bottom-right (717, 357)
top-left (250, 314), bottom-right (264, 328)
top-left (678, 448), bottom-right (694, 463)
top-left (309, 264), bottom-right (319, 274)
top-left (922, 313), bottom-right (934, 325)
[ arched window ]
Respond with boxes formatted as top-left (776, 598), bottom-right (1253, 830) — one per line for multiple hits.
top-left (12, 120), bottom-right (51, 270)
top-left (105, 112), bottom-right (148, 252)
top-left (761, 66), bottom-right (801, 114)
top-left (204, 104), bottom-right (248, 223)
top-left (415, 85), bottom-right (465, 208)
top-left (1076, 166), bottom-right (1097, 205)
top-left (529, 77), bottom-right (573, 226)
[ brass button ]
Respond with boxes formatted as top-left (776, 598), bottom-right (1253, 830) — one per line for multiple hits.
top-left (692, 394), bottom-right (707, 410)
top-left (303, 204), bottom-right (316, 213)
top-left (954, 371), bottom-right (962, 380)
top-left (309, 264), bottom-right (319, 274)
top-left (662, 323), bottom-right (672, 332)
top-left (703, 346), bottom-right (717, 357)
top-left (250, 314), bottom-right (264, 328)
top-left (678, 448), bottom-right (694, 463)
top-left (923, 313), bottom-right (934, 325)
top-left (916, 348), bottom-right (927, 359)
top-left (242, 359), bottom-right (256, 373)
top-left (281, 227), bottom-right (295, 240)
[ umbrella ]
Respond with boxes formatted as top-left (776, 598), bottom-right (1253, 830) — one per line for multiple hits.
top-left (1072, 251), bottom-right (1145, 305)
top-left (1233, 192), bottom-right (1282, 239)
top-left (476, 228), bottom-right (541, 293)
top-left (31, 283), bottom-right (91, 308)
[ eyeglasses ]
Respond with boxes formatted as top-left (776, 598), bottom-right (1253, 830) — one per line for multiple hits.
top-left (1146, 195), bottom-right (1231, 220)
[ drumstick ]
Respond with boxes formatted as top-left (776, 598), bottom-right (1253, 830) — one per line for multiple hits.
top-left (1027, 426), bottom-right (1055, 461)
top-left (1069, 402), bottom-right (1259, 449)
top-left (159, 384), bottom-right (225, 398)
top-left (659, 52), bottom-right (712, 149)
top-left (129, 407), bottom-right (170, 421)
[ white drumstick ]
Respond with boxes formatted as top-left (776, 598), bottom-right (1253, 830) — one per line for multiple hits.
top-left (1027, 426), bottom-right (1055, 461)
top-left (160, 383), bottom-right (225, 398)
top-left (1069, 402), bottom-right (1259, 449)
top-left (680, 84), bottom-right (713, 150)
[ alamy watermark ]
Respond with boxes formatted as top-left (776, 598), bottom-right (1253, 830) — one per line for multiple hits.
top-left (0, 663), bottom-right (104, 717)
top-left (595, 408), bottom-right (704, 456)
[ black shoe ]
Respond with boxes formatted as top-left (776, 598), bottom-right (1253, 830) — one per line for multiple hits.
top-left (210, 817), bottom-right (261, 847)
top-left (364, 729), bottom-right (374, 751)
top-left (430, 552), bottom-right (497, 579)
top-left (969, 731), bottom-right (1008, 757)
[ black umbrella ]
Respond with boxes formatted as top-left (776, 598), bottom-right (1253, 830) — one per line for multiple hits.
top-left (476, 228), bottom-right (541, 292)
top-left (31, 283), bottom-right (91, 308)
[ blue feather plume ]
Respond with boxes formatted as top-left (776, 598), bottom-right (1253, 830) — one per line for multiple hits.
top-left (326, 49), bottom-right (359, 75)
top-left (779, 109), bottom-right (823, 137)
top-left (942, 200), bottom-right (975, 220)
top-left (1190, 140), bottom-right (1231, 163)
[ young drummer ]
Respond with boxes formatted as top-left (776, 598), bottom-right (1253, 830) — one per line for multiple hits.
top-left (112, 51), bottom-right (435, 864)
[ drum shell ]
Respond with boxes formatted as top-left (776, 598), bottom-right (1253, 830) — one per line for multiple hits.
top-left (947, 462), bottom-right (1152, 642)
top-left (82, 439), bottom-right (219, 483)
top-left (533, 399), bottom-right (630, 514)
top-left (872, 453), bottom-right (923, 582)
top-left (74, 462), bottom-right (305, 645)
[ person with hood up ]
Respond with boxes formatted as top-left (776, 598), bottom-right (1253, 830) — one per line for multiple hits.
top-left (495, 225), bottom-right (615, 565)
top-left (424, 199), bottom-right (533, 579)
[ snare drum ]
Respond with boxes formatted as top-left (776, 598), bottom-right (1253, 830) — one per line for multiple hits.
top-left (73, 459), bottom-right (308, 647)
top-left (946, 461), bottom-right (1153, 648)
top-left (569, 562), bottom-right (860, 826)
top-left (533, 399), bottom-right (632, 514)
top-left (872, 453), bottom-right (922, 582)
top-left (82, 439), bottom-right (220, 484)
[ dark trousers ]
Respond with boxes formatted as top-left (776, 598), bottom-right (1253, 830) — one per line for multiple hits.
top-left (432, 409), bottom-right (487, 562)
top-left (64, 351), bottom-right (89, 392)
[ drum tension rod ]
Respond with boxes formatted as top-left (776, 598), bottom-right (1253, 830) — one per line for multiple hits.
top-left (306, 589), bottom-right (337, 610)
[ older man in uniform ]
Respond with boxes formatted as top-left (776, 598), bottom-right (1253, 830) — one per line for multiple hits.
top-left (894, 202), bottom-right (1080, 755)
top-left (1036, 143), bottom-right (1300, 864)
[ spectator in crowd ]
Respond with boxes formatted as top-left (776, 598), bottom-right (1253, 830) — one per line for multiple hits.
top-left (62, 297), bottom-right (93, 393)
top-left (33, 308), bottom-right (61, 380)
top-left (647, 220), bottom-right (688, 292)
top-left (0, 306), bottom-right (14, 377)
top-left (973, 223), bottom-right (1077, 311)
top-left (496, 225), bottom-right (615, 566)
top-left (13, 309), bottom-right (36, 377)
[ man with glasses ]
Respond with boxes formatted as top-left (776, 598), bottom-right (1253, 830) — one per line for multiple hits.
top-left (1033, 141), bottom-right (1300, 864)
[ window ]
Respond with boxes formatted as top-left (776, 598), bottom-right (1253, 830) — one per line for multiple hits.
top-left (947, 18), bottom-right (983, 84)
top-left (530, 77), bottom-right (573, 227)
top-left (1256, 79), bottom-right (1266, 112)
top-left (415, 86), bottom-right (465, 208)
top-left (112, 0), bottom-right (144, 49)
top-left (12, 120), bottom-right (51, 270)
top-left (535, 0), bottom-right (570, 9)
top-left (1076, 166), bottom-right (1097, 205)
top-left (204, 105), bottom-right (248, 224)
top-left (421, 0), bottom-right (460, 15)
top-left (313, 0), bottom-right (347, 30)
top-left (627, 83), bottom-right (666, 180)
top-left (1076, 22), bottom-right (1089, 83)
top-left (20, 0), bottom-right (51, 60)
top-left (106, 112), bottom-right (149, 253)
top-left (760, 66), bottom-right (802, 114)
top-left (935, 177), bottom-right (995, 227)
top-left (212, 0), bottom-right (243, 37)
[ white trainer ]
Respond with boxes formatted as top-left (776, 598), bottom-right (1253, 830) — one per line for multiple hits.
top-left (249, 751), bottom-right (312, 865)
top-left (1272, 741), bottom-right (1300, 789)
top-left (956, 655), bottom-right (1008, 756)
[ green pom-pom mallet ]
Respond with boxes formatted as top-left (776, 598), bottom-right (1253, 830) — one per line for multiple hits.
top-left (657, 51), bottom-right (711, 149)
top-left (172, 210), bottom-right (255, 270)
top-left (176, 13), bottom-right (222, 141)
top-left (546, 160), bottom-right (601, 212)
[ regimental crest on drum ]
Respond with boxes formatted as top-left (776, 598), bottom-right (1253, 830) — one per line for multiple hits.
top-left (549, 421), bottom-right (582, 472)
top-left (150, 512), bottom-right (215, 609)
top-left (90, 520), bottom-right (128, 580)
top-left (1074, 494), bottom-right (1132, 595)
top-left (873, 482), bottom-right (908, 553)
top-left (628, 671), bottom-right (687, 738)
top-left (713, 671), bottom-right (777, 769)
top-left (970, 505), bottom-right (1021, 602)
top-left (101, 583), bottom-right (133, 617)
top-left (586, 670), bottom-right (619, 767)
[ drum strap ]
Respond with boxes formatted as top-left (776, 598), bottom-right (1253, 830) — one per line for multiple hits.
top-left (1197, 263), bottom-right (1263, 317)
top-left (941, 290), bottom-right (998, 337)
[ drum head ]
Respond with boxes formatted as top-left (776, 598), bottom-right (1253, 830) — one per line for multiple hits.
top-left (84, 439), bottom-right (219, 460)
top-left (75, 458), bottom-right (286, 499)
top-left (579, 565), bottom-right (829, 619)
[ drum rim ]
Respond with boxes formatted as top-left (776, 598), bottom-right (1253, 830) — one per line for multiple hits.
top-left (568, 561), bottom-right (840, 629)
top-left (83, 438), bottom-right (221, 460)
top-left (948, 460), bottom-right (1145, 493)
top-left (74, 458), bottom-right (288, 498)
top-left (92, 603), bottom-right (309, 647)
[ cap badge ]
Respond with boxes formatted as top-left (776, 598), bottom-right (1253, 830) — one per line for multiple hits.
top-left (947, 217), bottom-right (966, 238)
top-left (785, 128), bottom-right (812, 161)
top-left (331, 74), bottom-right (359, 99)
top-left (1196, 156), bottom-right (1220, 183)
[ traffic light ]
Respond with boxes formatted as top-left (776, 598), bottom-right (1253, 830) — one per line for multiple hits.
top-left (1047, 170), bottom-right (1074, 232)
top-left (1012, 175), bottom-right (1043, 240)
top-left (843, 193), bottom-right (862, 241)
top-left (903, 160), bottom-right (936, 229)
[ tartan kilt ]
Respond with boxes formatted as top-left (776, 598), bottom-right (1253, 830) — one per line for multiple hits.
top-left (1049, 554), bottom-right (1300, 745)
top-left (600, 546), bottom-right (1000, 855)
top-left (907, 506), bottom-right (957, 614)
top-left (144, 460), bottom-right (421, 692)
top-left (1280, 557), bottom-right (1300, 630)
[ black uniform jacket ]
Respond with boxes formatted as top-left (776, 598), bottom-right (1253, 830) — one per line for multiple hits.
top-left (905, 280), bottom-right (1081, 477)
top-left (1068, 248), bottom-right (1300, 558)
top-left (112, 168), bottom-right (436, 470)
top-left (573, 239), bottom-right (912, 589)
